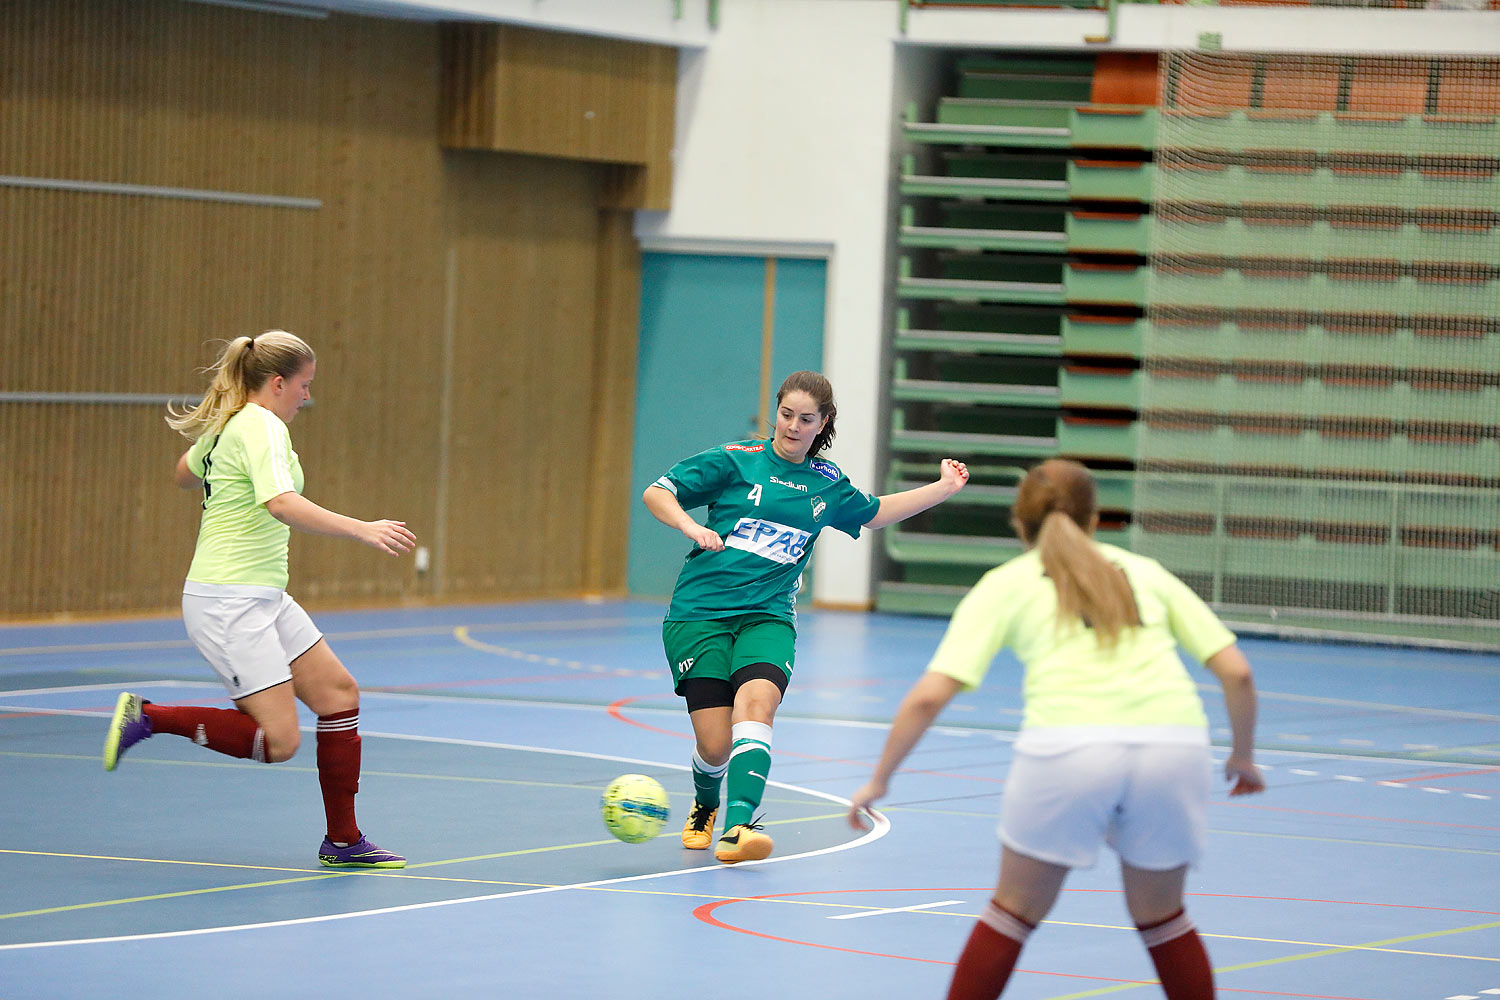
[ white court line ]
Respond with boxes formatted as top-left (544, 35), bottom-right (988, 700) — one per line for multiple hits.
top-left (7, 688), bottom-right (1496, 771)
top-left (0, 679), bottom-right (218, 698)
top-left (0, 688), bottom-right (909, 733)
top-left (1197, 684), bottom-right (1500, 724)
top-left (828, 899), bottom-right (964, 920)
top-left (0, 725), bottom-right (890, 952)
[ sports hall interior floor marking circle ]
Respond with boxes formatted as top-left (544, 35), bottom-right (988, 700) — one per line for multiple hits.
top-left (694, 887), bottom-right (1500, 994)
top-left (0, 700), bottom-right (889, 951)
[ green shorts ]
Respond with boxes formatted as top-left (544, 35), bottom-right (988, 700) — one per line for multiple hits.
top-left (661, 614), bottom-right (796, 695)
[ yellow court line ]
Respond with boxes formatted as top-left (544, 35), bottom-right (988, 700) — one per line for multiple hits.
top-left (0, 848), bottom-right (320, 875)
top-left (1031, 917), bottom-right (1500, 963)
top-left (1421, 742), bottom-right (1500, 759)
top-left (1215, 825), bottom-right (1500, 856)
top-left (1213, 919), bottom-right (1500, 974)
top-left (9, 847), bottom-right (1497, 968)
top-left (1, 875), bottom-right (341, 921)
top-left (1038, 919), bottom-right (1500, 1000)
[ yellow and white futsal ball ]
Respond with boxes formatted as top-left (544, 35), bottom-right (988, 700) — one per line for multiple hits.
top-left (600, 773), bottom-right (671, 844)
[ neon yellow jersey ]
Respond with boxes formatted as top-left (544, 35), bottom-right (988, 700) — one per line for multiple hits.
top-left (182, 402), bottom-right (304, 589)
top-left (927, 542), bottom-right (1235, 732)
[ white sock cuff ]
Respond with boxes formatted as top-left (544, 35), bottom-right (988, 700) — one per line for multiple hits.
top-left (978, 900), bottom-right (1033, 945)
top-left (691, 749), bottom-right (729, 776)
top-left (1137, 910), bottom-right (1196, 949)
top-left (730, 720), bottom-right (773, 750)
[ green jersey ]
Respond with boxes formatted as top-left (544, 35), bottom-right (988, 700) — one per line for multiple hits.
top-left (928, 542), bottom-right (1235, 732)
top-left (182, 402), bottom-right (304, 590)
top-left (654, 441), bottom-right (881, 622)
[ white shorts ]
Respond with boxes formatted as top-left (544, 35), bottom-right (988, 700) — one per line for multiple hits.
top-left (999, 742), bottom-right (1212, 871)
top-left (182, 589), bottom-right (323, 700)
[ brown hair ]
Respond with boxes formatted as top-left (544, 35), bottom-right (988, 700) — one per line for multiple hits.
top-left (776, 370), bottom-right (837, 458)
top-left (1012, 459), bottom-right (1139, 647)
top-left (166, 330), bottom-right (316, 440)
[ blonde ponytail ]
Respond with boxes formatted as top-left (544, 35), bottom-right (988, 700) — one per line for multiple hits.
top-left (1035, 510), bottom-right (1139, 648)
top-left (166, 330), bottom-right (315, 440)
top-left (1013, 458), bottom-right (1139, 648)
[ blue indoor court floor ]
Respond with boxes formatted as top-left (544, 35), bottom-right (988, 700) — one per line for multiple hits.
top-left (1, 599), bottom-right (1498, 999)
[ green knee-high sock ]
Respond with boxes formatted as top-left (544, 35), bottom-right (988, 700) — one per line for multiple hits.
top-left (691, 749), bottom-right (728, 809)
top-left (723, 721), bottom-right (773, 832)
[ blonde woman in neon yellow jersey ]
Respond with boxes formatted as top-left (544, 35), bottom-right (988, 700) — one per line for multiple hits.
top-left (103, 330), bottom-right (416, 869)
top-left (849, 459), bottom-right (1263, 1000)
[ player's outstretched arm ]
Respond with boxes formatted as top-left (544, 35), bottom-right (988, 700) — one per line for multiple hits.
top-left (1205, 644), bottom-right (1265, 796)
top-left (863, 458), bottom-right (969, 530)
top-left (642, 483), bottom-right (723, 552)
top-left (848, 671), bottom-right (964, 827)
top-left (265, 492), bottom-right (416, 556)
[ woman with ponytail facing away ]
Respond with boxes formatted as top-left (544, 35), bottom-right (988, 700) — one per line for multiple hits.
top-left (848, 459), bottom-right (1263, 999)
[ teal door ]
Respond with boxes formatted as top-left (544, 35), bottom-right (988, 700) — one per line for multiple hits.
top-left (628, 252), bottom-right (827, 600)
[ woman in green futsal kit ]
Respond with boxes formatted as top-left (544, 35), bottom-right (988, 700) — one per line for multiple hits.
top-left (643, 369), bottom-right (969, 863)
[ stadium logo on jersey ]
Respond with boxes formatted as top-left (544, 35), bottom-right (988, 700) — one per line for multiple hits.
top-left (810, 496), bottom-right (826, 521)
top-left (809, 458), bottom-right (838, 481)
top-left (725, 518), bottom-right (811, 565)
top-left (725, 443), bottom-right (764, 453)
top-left (770, 476), bottom-right (807, 492)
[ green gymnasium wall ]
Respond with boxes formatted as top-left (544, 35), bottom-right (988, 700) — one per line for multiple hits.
top-left (627, 252), bottom-right (827, 600)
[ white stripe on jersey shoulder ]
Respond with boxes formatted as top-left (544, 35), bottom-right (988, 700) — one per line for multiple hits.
top-left (652, 477), bottom-right (678, 494)
top-left (255, 404), bottom-right (296, 496)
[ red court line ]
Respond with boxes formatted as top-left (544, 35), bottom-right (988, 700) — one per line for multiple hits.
top-left (1385, 768), bottom-right (1497, 784)
top-left (694, 889), bottom-right (1380, 998)
top-left (1216, 799), bottom-right (1500, 833)
top-left (605, 696), bottom-right (1007, 784)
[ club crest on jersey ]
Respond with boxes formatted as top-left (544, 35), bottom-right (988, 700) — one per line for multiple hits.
top-left (726, 518), bottom-right (811, 565)
top-left (808, 458), bottom-right (838, 481)
top-left (810, 496), bottom-right (826, 522)
top-left (725, 443), bottom-right (764, 452)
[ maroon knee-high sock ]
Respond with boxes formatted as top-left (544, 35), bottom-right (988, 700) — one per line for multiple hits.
top-left (142, 704), bottom-right (265, 761)
top-left (1138, 910), bottom-right (1215, 1000)
top-left (946, 899), bottom-right (1034, 1000)
top-left (317, 709), bottom-right (362, 844)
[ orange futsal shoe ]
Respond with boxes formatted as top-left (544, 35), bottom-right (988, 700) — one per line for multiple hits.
top-left (714, 822), bottom-right (773, 864)
top-left (681, 802), bottom-right (718, 850)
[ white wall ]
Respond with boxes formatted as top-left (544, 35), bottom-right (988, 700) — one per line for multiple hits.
top-left (295, 0), bottom-right (716, 46)
top-left (904, 4), bottom-right (1500, 54)
top-left (636, 0), bottom-right (1500, 610)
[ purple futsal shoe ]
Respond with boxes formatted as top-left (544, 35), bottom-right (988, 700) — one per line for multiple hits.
top-left (102, 692), bottom-right (153, 771)
top-left (318, 836), bottom-right (407, 869)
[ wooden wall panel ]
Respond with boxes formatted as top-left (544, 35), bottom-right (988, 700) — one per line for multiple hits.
top-left (1, 1), bottom-right (647, 618)
top-left (583, 210), bottom-right (643, 594)
top-left (439, 150), bottom-right (610, 599)
top-left (290, 13), bottom-right (446, 607)
top-left (440, 24), bottom-right (676, 211)
top-left (0, 405), bottom-right (196, 614)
